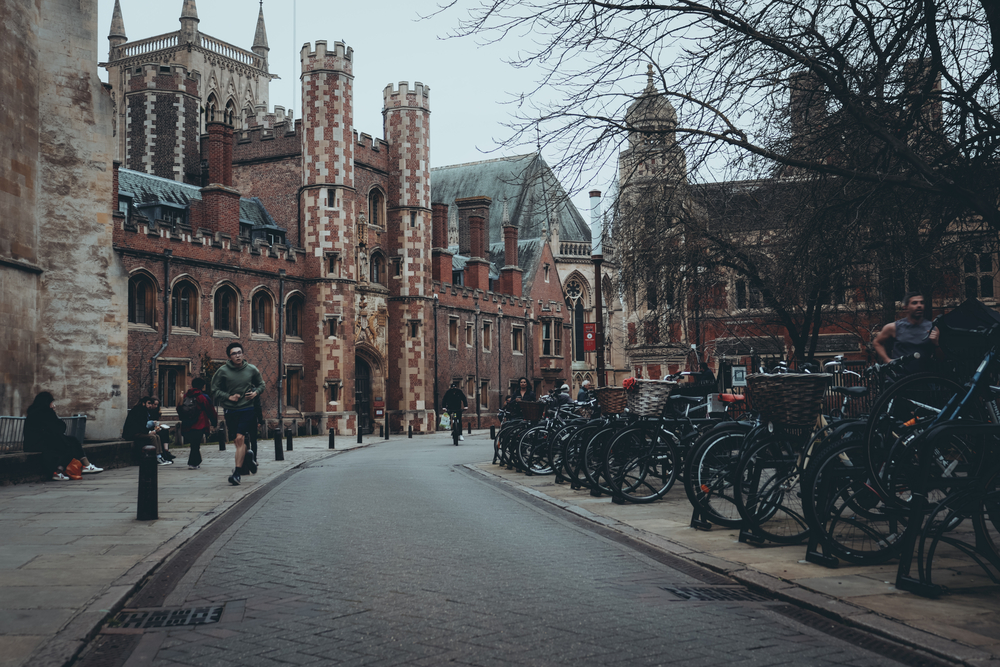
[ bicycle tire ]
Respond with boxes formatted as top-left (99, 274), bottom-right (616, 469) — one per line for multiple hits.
top-left (518, 425), bottom-right (554, 475)
top-left (801, 435), bottom-right (908, 564)
top-left (582, 423), bottom-right (622, 494)
top-left (734, 434), bottom-right (809, 544)
top-left (603, 424), bottom-right (679, 503)
top-left (563, 422), bottom-right (604, 488)
top-left (683, 421), bottom-right (753, 528)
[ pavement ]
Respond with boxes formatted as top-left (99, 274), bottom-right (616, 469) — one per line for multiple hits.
top-left (1, 429), bottom-right (998, 667)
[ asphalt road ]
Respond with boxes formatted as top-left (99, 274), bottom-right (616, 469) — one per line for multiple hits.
top-left (82, 437), bottom-right (922, 666)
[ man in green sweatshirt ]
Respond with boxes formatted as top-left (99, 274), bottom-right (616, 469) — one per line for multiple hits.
top-left (211, 342), bottom-right (266, 485)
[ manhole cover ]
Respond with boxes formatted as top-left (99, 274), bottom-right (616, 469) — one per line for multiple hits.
top-left (115, 605), bottom-right (224, 629)
top-left (660, 586), bottom-right (769, 602)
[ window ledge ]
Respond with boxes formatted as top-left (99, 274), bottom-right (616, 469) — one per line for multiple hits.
top-left (170, 327), bottom-right (199, 336)
top-left (128, 323), bottom-right (157, 333)
top-left (213, 331), bottom-right (239, 339)
top-left (286, 335), bottom-right (304, 343)
top-left (250, 333), bottom-right (274, 342)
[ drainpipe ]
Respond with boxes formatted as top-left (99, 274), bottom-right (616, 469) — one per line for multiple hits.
top-left (433, 294), bottom-right (439, 416)
top-left (277, 269), bottom-right (285, 427)
top-left (150, 249), bottom-right (172, 396)
top-left (497, 305), bottom-right (503, 415)
top-left (475, 299), bottom-right (481, 429)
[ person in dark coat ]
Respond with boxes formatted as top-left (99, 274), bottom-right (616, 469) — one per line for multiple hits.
top-left (23, 392), bottom-right (102, 479)
top-left (178, 378), bottom-right (218, 469)
top-left (122, 396), bottom-right (174, 464)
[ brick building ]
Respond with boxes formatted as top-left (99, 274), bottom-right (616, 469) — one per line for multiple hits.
top-left (105, 0), bottom-right (622, 435)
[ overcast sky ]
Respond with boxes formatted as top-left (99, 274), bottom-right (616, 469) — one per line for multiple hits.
top-left (95, 0), bottom-right (618, 215)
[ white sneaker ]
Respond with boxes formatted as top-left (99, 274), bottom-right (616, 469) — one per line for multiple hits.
top-left (459, 435), bottom-right (464, 441)
top-left (157, 456), bottom-right (172, 465)
top-left (81, 464), bottom-right (103, 474)
top-left (52, 472), bottom-right (70, 481)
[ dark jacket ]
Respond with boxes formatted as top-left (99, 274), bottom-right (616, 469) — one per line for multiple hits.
top-left (23, 401), bottom-right (69, 453)
top-left (122, 404), bottom-right (152, 440)
top-left (179, 389), bottom-right (218, 433)
top-left (442, 387), bottom-right (468, 413)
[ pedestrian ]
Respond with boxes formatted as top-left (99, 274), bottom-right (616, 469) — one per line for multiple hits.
top-left (555, 383), bottom-right (572, 406)
top-left (441, 381), bottom-right (468, 441)
top-left (121, 396), bottom-right (175, 465)
top-left (24, 391), bottom-right (102, 479)
top-left (211, 342), bottom-right (265, 485)
top-left (576, 379), bottom-right (592, 402)
top-left (177, 377), bottom-right (218, 470)
top-left (872, 291), bottom-right (940, 374)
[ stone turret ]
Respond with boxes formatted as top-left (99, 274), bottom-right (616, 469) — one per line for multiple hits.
top-left (108, 0), bottom-right (127, 55)
top-left (179, 0), bottom-right (199, 44)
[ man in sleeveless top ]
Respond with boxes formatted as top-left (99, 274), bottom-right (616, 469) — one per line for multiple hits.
top-left (872, 291), bottom-right (940, 373)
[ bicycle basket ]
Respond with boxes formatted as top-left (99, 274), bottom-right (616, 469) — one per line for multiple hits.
top-left (935, 298), bottom-right (1000, 375)
top-left (626, 380), bottom-right (677, 417)
top-left (594, 387), bottom-right (627, 415)
top-left (519, 400), bottom-right (544, 421)
top-left (747, 373), bottom-right (831, 427)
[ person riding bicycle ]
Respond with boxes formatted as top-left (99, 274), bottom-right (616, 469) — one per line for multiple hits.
top-left (872, 291), bottom-right (939, 374)
top-left (441, 382), bottom-right (468, 442)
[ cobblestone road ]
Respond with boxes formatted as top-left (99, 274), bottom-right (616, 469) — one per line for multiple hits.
top-left (90, 438), bottom-right (926, 666)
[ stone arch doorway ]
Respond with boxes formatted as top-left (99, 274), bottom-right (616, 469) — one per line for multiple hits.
top-left (355, 356), bottom-right (373, 435)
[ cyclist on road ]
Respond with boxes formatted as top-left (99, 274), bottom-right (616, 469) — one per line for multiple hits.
top-left (872, 291), bottom-right (940, 374)
top-left (441, 382), bottom-right (468, 442)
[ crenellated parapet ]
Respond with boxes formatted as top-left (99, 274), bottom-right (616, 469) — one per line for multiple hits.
top-left (382, 81), bottom-right (430, 111)
top-left (246, 103), bottom-right (294, 130)
top-left (300, 40), bottom-right (353, 75)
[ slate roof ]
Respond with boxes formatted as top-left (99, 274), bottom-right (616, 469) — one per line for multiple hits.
top-left (118, 168), bottom-right (282, 232)
top-left (431, 153), bottom-right (590, 244)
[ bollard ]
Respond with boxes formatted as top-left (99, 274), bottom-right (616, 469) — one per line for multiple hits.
top-left (137, 444), bottom-right (158, 521)
top-left (379, 424), bottom-right (383, 438)
top-left (385, 417), bottom-right (389, 440)
top-left (468, 421), bottom-right (472, 435)
top-left (218, 422), bottom-right (227, 451)
top-left (357, 427), bottom-right (362, 444)
top-left (329, 428), bottom-right (336, 450)
top-left (490, 425), bottom-right (496, 439)
top-left (286, 429), bottom-right (293, 451)
top-left (408, 425), bottom-right (412, 439)
top-left (273, 429), bottom-right (284, 461)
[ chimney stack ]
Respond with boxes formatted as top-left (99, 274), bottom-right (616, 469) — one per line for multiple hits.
top-left (431, 202), bottom-right (453, 283)
top-left (201, 121), bottom-right (240, 238)
top-left (499, 216), bottom-right (522, 296)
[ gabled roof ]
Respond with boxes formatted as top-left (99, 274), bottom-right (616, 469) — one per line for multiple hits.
top-left (431, 153), bottom-right (591, 245)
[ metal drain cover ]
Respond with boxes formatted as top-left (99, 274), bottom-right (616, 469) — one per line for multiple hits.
top-left (115, 605), bottom-right (224, 629)
top-left (660, 586), bottom-right (769, 602)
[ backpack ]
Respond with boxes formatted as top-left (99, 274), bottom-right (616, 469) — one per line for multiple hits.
top-left (178, 393), bottom-right (201, 428)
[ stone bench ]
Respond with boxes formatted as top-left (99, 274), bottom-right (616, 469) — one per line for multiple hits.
top-left (0, 439), bottom-right (136, 486)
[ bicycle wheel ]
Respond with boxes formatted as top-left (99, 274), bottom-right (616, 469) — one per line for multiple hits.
top-left (864, 373), bottom-right (979, 508)
top-left (518, 425), bottom-right (553, 475)
top-left (683, 421), bottom-right (753, 528)
top-left (734, 433), bottom-right (809, 544)
top-left (563, 422), bottom-right (603, 488)
top-left (582, 423), bottom-right (621, 494)
top-left (603, 425), bottom-right (678, 503)
top-left (802, 435), bottom-right (907, 564)
top-left (549, 422), bottom-right (582, 482)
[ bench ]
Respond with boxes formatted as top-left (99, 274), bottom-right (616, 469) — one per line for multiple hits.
top-left (0, 415), bottom-right (134, 485)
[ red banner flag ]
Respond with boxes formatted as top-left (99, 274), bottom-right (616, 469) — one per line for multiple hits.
top-left (583, 323), bottom-right (597, 352)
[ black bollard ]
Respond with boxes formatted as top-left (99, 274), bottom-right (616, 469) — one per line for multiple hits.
top-left (468, 421), bottom-right (472, 435)
top-left (218, 422), bottom-right (227, 451)
top-left (286, 429), bottom-right (293, 451)
top-left (408, 425), bottom-right (412, 439)
top-left (137, 444), bottom-right (158, 521)
top-left (490, 425), bottom-right (496, 439)
top-left (273, 429), bottom-right (284, 461)
top-left (329, 428), bottom-right (336, 449)
top-left (357, 427), bottom-right (362, 444)
top-left (385, 417), bottom-right (389, 440)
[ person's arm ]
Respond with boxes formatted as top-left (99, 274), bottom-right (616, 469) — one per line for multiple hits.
top-left (210, 369), bottom-right (228, 405)
top-left (872, 322), bottom-right (896, 364)
top-left (246, 367), bottom-right (266, 400)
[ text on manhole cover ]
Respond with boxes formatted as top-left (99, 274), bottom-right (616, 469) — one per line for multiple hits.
top-left (116, 606), bottom-right (224, 629)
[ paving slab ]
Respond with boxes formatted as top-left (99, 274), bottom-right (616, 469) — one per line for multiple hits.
top-left (0, 432), bottom-right (371, 667)
top-left (473, 457), bottom-right (1000, 666)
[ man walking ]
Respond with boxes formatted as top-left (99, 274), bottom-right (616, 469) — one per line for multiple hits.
top-left (177, 377), bottom-right (217, 469)
top-left (872, 291), bottom-right (940, 374)
top-left (211, 343), bottom-right (265, 485)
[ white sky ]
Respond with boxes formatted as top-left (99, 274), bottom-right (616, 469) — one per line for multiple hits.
top-left (95, 0), bottom-right (617, 216)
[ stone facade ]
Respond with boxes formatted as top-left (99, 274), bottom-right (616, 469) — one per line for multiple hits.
top-left (0, 0), bottom-right (127, 438)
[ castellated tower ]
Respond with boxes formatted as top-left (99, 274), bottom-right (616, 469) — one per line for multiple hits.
top-left (383, 82), bottom-right (432, 432)
top-left (300, 41), bottom-right (359, 426)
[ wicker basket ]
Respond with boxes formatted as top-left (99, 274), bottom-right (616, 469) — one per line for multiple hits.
top-left (626, 380), bottom-right (677, 417)
top-left (746, 373), bottom-right (831, 427)
top-left (519, 400), bottom-right (544, 421)
top-left (595, 387), bottom-right (628, 415)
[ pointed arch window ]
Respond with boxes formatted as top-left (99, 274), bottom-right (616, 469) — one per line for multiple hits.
top-left (286, 295), bottom-right (303, 338)
top-left (370, 252), bottom-right (385, 285)
top-left (171, 280), bottom-right (198, 330)
top-left (128, 274), bottom-right (157, 327)
top-left (369, 190), bottom-right (385, 229)
top-left (214, 286), bottom-right (238, 334)
top-left (251, 291), bottom-right (274, 338)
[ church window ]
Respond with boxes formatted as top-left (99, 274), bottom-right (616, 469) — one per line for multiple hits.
top-left (128, 274), bottom-right (157, 327)
top-left (214, 286), bottom-right (238, 334)
top-left (252, 291), bottom-right (274, 338)
top-left (171, 280), bottom-right (198, 330)
top-left (286, 295), bottom-right (303, 338)
top-left (368, 190), bottom-right (384, 228)
top-left (370, 252), bottom-right (385, 285)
